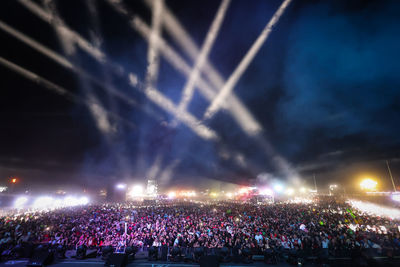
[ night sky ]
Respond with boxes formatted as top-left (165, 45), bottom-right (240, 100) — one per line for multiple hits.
top-left (1, 0), bottom-right (399, 192)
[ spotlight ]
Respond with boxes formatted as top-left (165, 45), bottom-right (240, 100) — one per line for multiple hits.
top-left (116, 183), bottom-right (127, 190)
top-left (64, 196), bottom-right (79, 206)
top-left (285, 188), bottom-right (294, 195)
top-left (360, 179), bottom-right (377, 191)
top-left (78, 196), bottom-right (89, 205)
top-left (33, 196), bottom-right (53, 209)
top-left (14, 196), bottom-right (28, 208)
top-left (273, 184), bottom-right (284, 193)
top-left (226, 192), bottom-right (233, 198)
top-left (392, 193), bottom-right (400, 202)
top-left (129, 185), bottom-right (144, 198)
top-left (260, 188), bottom-right (273, 196)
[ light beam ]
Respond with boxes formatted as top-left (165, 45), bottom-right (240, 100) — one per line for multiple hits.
top-left (0, 57), bottom-right (136, 129)
top-left (177, 0), bottom-right (230, 113)
top-left (145, 0), bottom-right (164, 90)
top-left (18, 0), bottom-right (219, 142)
top-left (144, 0), bottom-right (262, 135)
top-left (203, 0), bottom-right (293, 120)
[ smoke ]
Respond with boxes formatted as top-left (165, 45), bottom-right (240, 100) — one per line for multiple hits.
top-left (279, 0), bottom-right (400, 155)
top-left (203, 0), bottom-right (293, 120)
top-left (87, 94), bottom-right (116, 135)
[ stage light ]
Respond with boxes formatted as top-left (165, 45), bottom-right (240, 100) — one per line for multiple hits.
top-left (348, 199), bottom-right (400, 220)
top-left (33, 196), bottom-right (53, 209)
top-left (285, 188), bottom-right (294, 195)
top-left (14, 196), bottom-right (28, 208)
top-left (260, 188), bottom-right (273, 196)
top-left (168, 191), bottom-right (176, 199)
top-left (329, 184), bottom-right (338, 190)
top-left (299, 187), bottom-right (306, 193)
top-left (273, 184), bottom-right (284, 193)
top-left (129, 185), bottom-right (144, 197)
top-left (64, 196), bottom-right (79, 206)
top-left (226, 192), bottom-right (233, 198)
top-left (391, 193), bottom-right (400, 202)
top-left (116, 183), bottom-right (127, 190)
top-left (79, 196), bottom-right (89, 205)
top-left (238, 187), bottom-right (249, 194)
top-left (53, 198), bottom-right (63, 208)
top-left (180, 191), bottom-right (196, 197)
top-left (360, 179), bottom-right (377, 191)
top-left (210, 192), bottom-right (218, 198)
top-left (11, 178), bottom-right (17, 184)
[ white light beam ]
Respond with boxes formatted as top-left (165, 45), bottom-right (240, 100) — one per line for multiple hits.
top-left (144, 0), bottom-right (262, 135)
top-left (16, 1), bottom-right (217, 141)
top-left (177, 0), bottom-right (230, 113)
top-left (18, 0), bottom-right (105, 62)
top-left (203, 0), bottom-right (293, 120)
top-left (0, 20), bottom-right (140, 111)
top-left (145, 0), bottom-right (164, 90)
top-left (0, 57), bottom-right (136, 129)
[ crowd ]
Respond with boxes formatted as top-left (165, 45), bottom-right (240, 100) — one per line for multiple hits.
top-left (1, 199), bottom-right (400, 261)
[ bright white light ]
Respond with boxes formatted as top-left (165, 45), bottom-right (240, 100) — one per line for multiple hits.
top-left (273, 184), bottom-right (284, 193)
top-left (168, 191), bottom-right (176, 199)
top-left (299, 187), bottom-right (306, 193)
top-left (144, 0), bottom-right (163, 92)
top-left (260, 188), bottom-right (273, 196)
top-left (129, 16), bottom-right (219, 141)
top-left (288, 197), bottom-right (312, 204)
top-left (360, 179), bottom-right (377, 190)
top-left (116, 183), bottom-right (127, 190)
top-left (64, 196), bottom-right (79, 206)
top-left (181, 191), bottom-right (196, 197)
top-left (286, 188), bottom-right (294, 195)
top-left (129, 185), bottom-right (144, 197)
top-left (176, 0), bottom-right (230, 113)
top-left (347, 199), bottom-right (400, 220)
top-left (203, 0), bottom-right (293, 120)
top-left (79, 196), bottom-right (89, 205)
top-left (238, 187), bottom-right (250, 194)
top-left (33, 196), bottom-right (53, 208)
top-left (210, 192), bottom-right (218, 198)
top-left (144, 0), bottom-right (263, 135)
top-left (18, 0), bottom-right (105, 61)
top-left (226, 192), bottom-right (233, 198)
top-left (392, 194), bottom-right (400, 202)
top-left (329, 184), bottom-right (338, 195)
top-left (14, 196), bottom-right (28, 208)
top-left (53, 198), bottom-right (63, 208)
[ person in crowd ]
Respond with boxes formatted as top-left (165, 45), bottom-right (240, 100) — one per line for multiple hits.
top-left (0, 199), bottom-right (399, 260)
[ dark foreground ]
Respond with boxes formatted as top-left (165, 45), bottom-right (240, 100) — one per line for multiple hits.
top-left (1, 251), bottom-right (400, 267)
